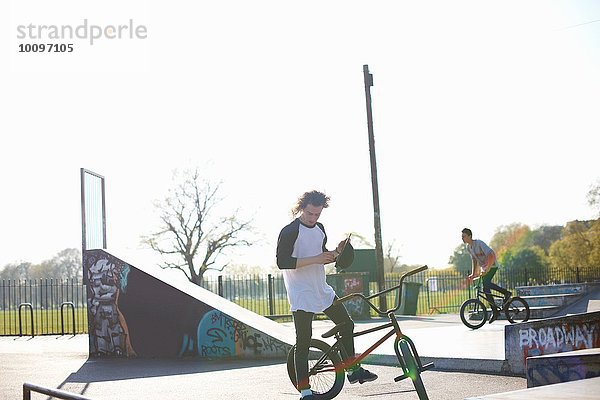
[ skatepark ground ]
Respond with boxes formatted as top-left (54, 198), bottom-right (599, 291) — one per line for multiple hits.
top-left (2, 313), bottom-right (597, 399)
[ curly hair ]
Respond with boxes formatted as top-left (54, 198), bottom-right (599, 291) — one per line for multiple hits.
top-left (292, 190), bottom-right (330, 216)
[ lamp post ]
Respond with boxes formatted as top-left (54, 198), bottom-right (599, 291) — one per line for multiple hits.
top-left (363, 64), bottom-right (387, 311)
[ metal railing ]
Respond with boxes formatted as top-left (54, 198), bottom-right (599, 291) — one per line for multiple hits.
top-left (1, 278), bottom-right (87, 336)
top-left (2, 265), bottom-right (598, 336)
top-left (18, 303), bottom-right (34, 337)
top-left (61, 302), bottom-right (76, 336)
top-left (201, 265), bottom-right (600, 317)
top-left (23, 382), bottom-right (92, 400)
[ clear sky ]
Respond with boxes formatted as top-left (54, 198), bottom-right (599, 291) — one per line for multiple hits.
top-left (1, 1), bottom-right (599, 272)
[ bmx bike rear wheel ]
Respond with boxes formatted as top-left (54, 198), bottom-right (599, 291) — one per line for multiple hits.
top-left (504, 296), bottom-right (530, 323)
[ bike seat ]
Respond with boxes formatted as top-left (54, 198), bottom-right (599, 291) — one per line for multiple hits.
top-left (321, 322), bottom-right (349, 339)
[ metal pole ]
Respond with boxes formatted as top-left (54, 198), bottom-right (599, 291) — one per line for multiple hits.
top-left (101, 173), bottom-right (107, 249)
top-left (363, 64), bottom-right (387, 311)
top-left (23, 382), bottom-right (93, 400)
top-left (80, 168), bottom-right (87, 258)
top-left (268, 274), bottom-right (275, 316)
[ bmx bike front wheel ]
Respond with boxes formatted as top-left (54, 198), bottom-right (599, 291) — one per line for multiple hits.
top-left (460, 298), bottom-right (488, 329)
top-left (398, 339), bottom-right (428, 399)
top-left (287, 338), bottom-right (344, 400)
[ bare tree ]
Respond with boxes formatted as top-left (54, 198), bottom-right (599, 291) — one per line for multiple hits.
top-left (587, 179), bottom-right (600, 217)
top-left (143, 168), bottom-right (255, 285)
top-left (384, 240), bottom-right (401, 273)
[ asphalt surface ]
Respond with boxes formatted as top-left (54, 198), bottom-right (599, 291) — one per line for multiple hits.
top-left (0, 314), bottom-right (529, 400)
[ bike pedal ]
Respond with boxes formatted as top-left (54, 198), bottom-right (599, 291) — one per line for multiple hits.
top-left (394, 373), bottom-right (409, 382)
top-left (420, 362), bottom-right (435, 372)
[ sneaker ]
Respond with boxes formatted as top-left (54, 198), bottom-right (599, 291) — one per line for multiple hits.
top-left (347, 367), bottom-right (378, 384)
top-left (489, 308), bottom-right (500, 324)
top-left (300, 389), bottom-right (319, 399)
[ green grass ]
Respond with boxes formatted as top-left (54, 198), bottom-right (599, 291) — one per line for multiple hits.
top-left (232, 288), bottom-right (473, 319)
top-left (0, 308), bottom-right (88, 336)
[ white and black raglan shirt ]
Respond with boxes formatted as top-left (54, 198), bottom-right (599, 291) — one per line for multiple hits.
top-left (276, 218), bottom-right (336, 313)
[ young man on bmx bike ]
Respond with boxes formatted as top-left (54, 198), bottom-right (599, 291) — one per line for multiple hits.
top-left (462, 228), bottom-right (512, 324)
top-left (276, 190), bottom-right (378, 400)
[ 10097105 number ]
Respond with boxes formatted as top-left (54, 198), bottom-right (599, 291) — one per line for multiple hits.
top-left (18, 43), bottom-right (74, 53)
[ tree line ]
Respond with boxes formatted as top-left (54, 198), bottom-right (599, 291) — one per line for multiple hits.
top-left (0, 248), bottom-right (82, 280)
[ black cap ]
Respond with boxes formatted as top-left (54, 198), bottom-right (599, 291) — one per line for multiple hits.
top-left (335, 242), bottom-right (354, 270)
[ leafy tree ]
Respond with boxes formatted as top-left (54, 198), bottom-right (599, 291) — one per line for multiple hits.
top-left (32, 248), bottom-right (82, 279)
top-left (1, 249), bottom-right (82, 280)
top-left (0, 262), bottom-right (32, 280)
top-left (588, 219), bottom-right (600, 268)
top-left (549, 219), bottom-right (600, 281)
top-left (143, 168), bottom-right (255, 286)
top-left (587, 179), bottom-right (600, 217)
top-left (500, 246), bottom-right (549, 286)
top-left (448, 244), bottom-right (472, 275)
top-left (490, 223), bottom-right (531, 259)
top-left (525, 226), bottom-right (563, 255)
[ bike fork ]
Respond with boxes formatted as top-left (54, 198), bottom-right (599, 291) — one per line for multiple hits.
top-left (393, 336), bottom-right (434, 382)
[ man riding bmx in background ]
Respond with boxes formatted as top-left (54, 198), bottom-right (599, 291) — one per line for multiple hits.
top-left (462, 228), bottom-right (512, 324)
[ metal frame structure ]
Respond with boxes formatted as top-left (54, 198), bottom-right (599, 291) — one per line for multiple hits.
top-left (80, 168), bottom-right (107, 255)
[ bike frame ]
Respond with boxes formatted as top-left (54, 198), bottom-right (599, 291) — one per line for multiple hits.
top-left (472, 277), bottom-right (506, 310)
top-left (317, 265), bottom-right (432, 374)
top-left (334, 313), bottom-right (426, 374)
top-left (291, 266), bottom-right (434, 400)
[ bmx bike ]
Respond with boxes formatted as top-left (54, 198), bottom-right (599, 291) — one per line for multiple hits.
top-left (459, 274), bottom-right (530, 329)
top-left (287, 266), bottom-right (434, 400)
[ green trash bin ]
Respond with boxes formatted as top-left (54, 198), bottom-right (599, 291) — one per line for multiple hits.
top-left (396, 282), bottom-right (422, 315)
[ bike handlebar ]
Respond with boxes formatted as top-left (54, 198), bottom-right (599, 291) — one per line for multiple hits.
top-left (470, 273), bottom-right (485, 288)
top-left (335, 265), bottom-right (428, 315)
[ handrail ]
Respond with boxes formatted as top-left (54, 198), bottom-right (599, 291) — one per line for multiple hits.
top-left (336, 266), bottom-right (428, 315)
top-left (23, 382), bottom-right (92, 400)
top-left (61, 302), bottom-right (76, 336)
top-left (18, 303), bottom-right (34, 338)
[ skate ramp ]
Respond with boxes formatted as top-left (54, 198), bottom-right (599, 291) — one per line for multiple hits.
top-left (84, 249), bottom-right (294, 359)
top-left (504, 311), bottom-right (600, 375)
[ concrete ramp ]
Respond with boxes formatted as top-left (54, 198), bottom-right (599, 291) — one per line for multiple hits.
top-left (504, 311), bottom-right (600, 375)
top-left (465, 376), bottom-right (600, 399)
top-left (556, 284), bottom-right (600, 316)
top-left (84, 249), bottom-right (294, 359)
top-left (527, 348), bottom-right (600, 387)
